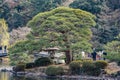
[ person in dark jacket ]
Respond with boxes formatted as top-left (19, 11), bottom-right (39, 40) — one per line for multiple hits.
top-left (103, 51), bottom-right (107, 60)
top-left (91, 51), bottom-right (97, 61)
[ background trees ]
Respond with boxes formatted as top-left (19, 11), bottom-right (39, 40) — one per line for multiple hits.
top-left (0, 19), bottom-right (9, 46)
top-left (70, 0), bottom-right (104, 14)
top-left (106, 0), bottom-right (120, 10)
top-left (0, 0), bottom-right (67, 30)
top-left (104, 40), bottom-right (120, 65)
top-left (70, 0), bottom-right (105, 49)
top-left (9, 27), bottom-right (31, 45)
top-left (70, 0), bottom-right (120, 50)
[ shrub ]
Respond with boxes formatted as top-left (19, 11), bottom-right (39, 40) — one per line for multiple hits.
top-left (69, 60), bottom-right (82, 74)
top-left (26, 62), bottom-right (35, 69)
top-left (82, 61), bottom-right (101, 76)
top-left (106, 52), bottom-right (118, 61)
top-left (106, 53), bottom-right (120, 66)
top-left (45, 66), bottom-right (57, 76)
top-left (35, 57), bottom-right (53, 67)
top-left (45, 65), bottom-right (64, 76)
top-left (56, 66), bottom-right (64, 75)
top-left (13, 63), bottom-right (26, 72)
top-left (94, 60), bottom-right (108, 69)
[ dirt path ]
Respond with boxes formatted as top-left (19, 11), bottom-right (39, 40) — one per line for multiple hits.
top-left (62, 0), bottom-right (75, 7)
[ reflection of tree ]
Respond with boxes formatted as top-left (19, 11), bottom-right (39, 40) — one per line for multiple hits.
top-left (0, 72), bottom-right (9, 80)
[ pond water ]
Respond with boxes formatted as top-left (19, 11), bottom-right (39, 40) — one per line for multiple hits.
top-left (0, 63), bottom-right (78, 80)
top-left (0, 61), bottom-right (97, 80)
top-left (0, 71), bottom-right (80, 80)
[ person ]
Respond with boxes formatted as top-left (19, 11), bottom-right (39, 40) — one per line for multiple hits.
top-left (4, 46), bottom-right (7, 53)
top-left (0, 46), bottom-right (2, 53)
top-left (103, 51), bottom-right (107, 60)
top-left (97, 51), bottom-right (103, 60)
top-left (81, 51), bottom-right (85, 59)
top-left (91, 51), bottom-right (97, 61)
top-left (88, 53), bottom-right (91, 58)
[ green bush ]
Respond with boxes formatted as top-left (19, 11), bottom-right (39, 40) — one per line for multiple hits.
top-left (69, 60), bottom-right (82, 74)
top-left (45, 65), bottom-right (64, 76)
top-left (13, 63), bottom-right (26, 72)
top-left (106, 53), bottom-right (120, 66)
top-left (69, 60), bottom-right (107, 76)
top-left (56, 66), bottom-right (64, 75)
top-left (26, 62), bottom-right (35, 69)
top-left (35, 57), bottom-right (53, 67)
top-left (82, 61), bottom-right (101, 76)
top-left (94, 60), bottom-right (108, 69)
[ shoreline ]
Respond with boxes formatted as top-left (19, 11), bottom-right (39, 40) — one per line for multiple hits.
top-left (13, 71), bottom-right (118, 80)
top-left (1, 68), bottom-right (118, 80)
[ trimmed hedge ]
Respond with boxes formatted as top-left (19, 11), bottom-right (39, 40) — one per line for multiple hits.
top-left (94, 60), bottom-right (108, 69)
top-left (13, 63), bottom-right (26, 72)
top-left (35, 57), bottom-right (53, 67)
top-left (45, 65), bottom-right (64, 76)
top-left (69, 60), bottom-right (82, 74)
top-left (82, 61), bottom-right (100, 76)
top-left (56, 66), bottom-right (64, 75)
top-left (69, 60), bottom-right (108, 76)
top-left (26, 62), bottom-right (35, 69)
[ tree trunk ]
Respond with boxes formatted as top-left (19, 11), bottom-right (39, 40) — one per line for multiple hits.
top-left (65, 50), bottom-right (72, 64)
top-left (62, 32), bottom-right (72, 64)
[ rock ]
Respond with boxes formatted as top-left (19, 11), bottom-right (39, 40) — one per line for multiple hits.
top-left (106, 62), bottom-right (120, 74)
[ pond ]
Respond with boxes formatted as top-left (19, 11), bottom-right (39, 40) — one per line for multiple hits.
top-left (0, 60), bottom-right (82, 80)
top-left (0, 67), bottom-right (62, 80)
top-left (0, 61), bottom-right (102, 80)
top-left (0, 71), bottom-right (82, 80)
top-left (0, 64), bottom-right (80, 80)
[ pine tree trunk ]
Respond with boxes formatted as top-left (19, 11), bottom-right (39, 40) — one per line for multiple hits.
top-left (65, 49), bottom-right (72, 64)
top-left (62, 31), bottom-right (72, 64)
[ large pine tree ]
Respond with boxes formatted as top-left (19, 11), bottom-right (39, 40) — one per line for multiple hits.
top-left (27, 7), bottom-right (96, 63)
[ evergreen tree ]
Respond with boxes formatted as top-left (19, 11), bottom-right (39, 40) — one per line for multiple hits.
top-left (0, 19), bottom-right (9, 46)
top-left (27, 7), bottom-right (96, 63)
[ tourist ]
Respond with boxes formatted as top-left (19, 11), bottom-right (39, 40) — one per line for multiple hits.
top-left (88, 52), bottom-right (91, 58)
top-left (91, 51), bottom-right (97, 61)
top-left (103, 51), bottom-right (107, 60)
top-left (97, 51), bottom-right (103, 60)
top-left (81, 51), bottom-right (85, 59)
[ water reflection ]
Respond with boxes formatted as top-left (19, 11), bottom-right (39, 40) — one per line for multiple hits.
top-left (11, 76), bottom-right (72, 80)
top-left (11, 76), bottom-right (61, 80)
top-left (0, 72), bottom-right (11, 80)
top-left (0, 72), bottom-right (81, 80)
top-left (0, 63), bottom-right (80, 80)
top-left (0, 72), bottom-right (76, 80)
